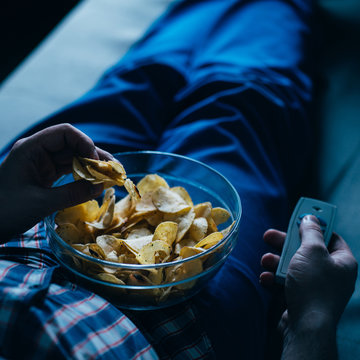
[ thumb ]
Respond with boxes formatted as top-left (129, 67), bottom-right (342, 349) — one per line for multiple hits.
top-left (299, 215), bottom-right (326, 249)
top-left (45, 180), bottom-right (103, 213)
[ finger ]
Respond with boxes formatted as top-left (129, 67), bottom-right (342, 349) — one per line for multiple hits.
top-left (43, 180), bottom-right (103, 213)
top-left (263, 229), bottom-right (286, 251)
top-left (328, 233), bottom-right (358, 269)
top-left (51, 148), bottom-right (74, 166)
top-left (278, 310), bottom-right (289, 335)
top-left (28, 124), bottom-right (98, 159)
top-left (31, 146), bottom-right (57, 185)
top-left (299, 215), bottom-right (327, 249)
top-left (261, 253), bottom-right (281, 272)
top-left (259, 272), bottom-right (275, 287)
top-left (328, 233), bottom-right (352, 253)
top-left (96, 147), bottom-right (114, 161)
top-left (55, 164), bottom-right (73, 178)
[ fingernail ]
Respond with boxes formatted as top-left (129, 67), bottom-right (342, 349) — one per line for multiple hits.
top-left (303, 215), bottom-right (319, 224)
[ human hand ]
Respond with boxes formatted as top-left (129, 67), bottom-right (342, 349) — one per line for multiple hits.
top-left (261, 215), bottom-right (358, 333)
top-left (0, 123), bottom-right (113, 240)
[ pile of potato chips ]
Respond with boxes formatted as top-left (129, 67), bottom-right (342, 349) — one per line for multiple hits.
top-left (55, 157), bottom-right (234, 302)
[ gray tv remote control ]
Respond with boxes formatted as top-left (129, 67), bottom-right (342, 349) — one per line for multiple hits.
top-left (275, 197), bottom-right (337, 284)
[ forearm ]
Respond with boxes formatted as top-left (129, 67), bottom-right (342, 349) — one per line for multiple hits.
top-left (281, 312), bottom-right (338, 360)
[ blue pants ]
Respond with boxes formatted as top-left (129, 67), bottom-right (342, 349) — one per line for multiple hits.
top-left (3, 1), bottom-right (313, 358)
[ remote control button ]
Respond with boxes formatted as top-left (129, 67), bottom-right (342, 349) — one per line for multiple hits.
top-left (297, 213), bottom-right (311, 227)
top-left (297, 214), bottom-right (327, 232)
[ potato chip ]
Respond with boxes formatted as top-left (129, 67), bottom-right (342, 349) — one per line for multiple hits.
top-left (94, 272), bottom-right (125, 285)
top-left (73, 158), bottom-right (109, 186)
top-left (78, 157), bottom-right (126, 185)
top-left (164, 208), bottom-right (195, 243)
top-left (86, 166), bottom-right (116, 184)
top-left (96, 235), bottom-right (123, 255)
top-left (88, 243), bottom-right (106, 259)
top-left (165, 259), bottom-right (203, 290)
top-left (124, 178), bottom-right (141, 201)
top-left (194, 202), bottom-right (212, 218)
top-left (55, 200), bottom-right (100, 225)
top-left (127, 272), bottom-right (153, 286)
top-left (55, 223), bottom-right (82, 244)
top-left (136, 174), bottom-right (169, 197)
top-left (114, 195), bottom-right (133, 218)
top-left (179, 246), bottom-right (205, 259)
top-left (174, 238), bottom-right (197, 255)
top-left (85, 188), bottom-right (115, 230)
top-left (86, 196), bottom-right (115, 230)
top-left (135, 192), bottom-right (157, 213)
top-left (207, 216), bottom-right (218, 234)
top-left (79, 221), bottom-right (97, 243)
top-left (119, 217), bottom-right (148, 237)
top-left (127, 227), bottom-right (152, 239)
top-left (171, 186), bottom-right (193, 206)
top-left (122, 194), bottom-right (157, 229)
top-left (152, 187), bottom-right (191, 214)
top-left (82, 260), bottom-right (106, 275)
top-left (103, 187), bottom-right (115, 202)
top-left (153, 221), bottom-right (178, 246)
top-left (113, 269), bottom-right (132, 282)
top-left (124, 234), bottom-right (153, 253)
top-left (189, 217), bottom-right (208, 242)
top-left (221, 221), bottom-right (235, 237)
top-left (145, 211), bottom-right (163, 227)
top-left (103, 216), bottom-right (128, 235)
top-left (118, 253), bottom-right (138, 264)
top-left (147, 269), bottom-right (164, 285)
top-left (211, 207), bottom-right (231, 226)
top-left (71, 243), bottom-right (89, 253)
top-left (195, 232), bottom-right (223, 250)
top-left (73, 157), bottom-right (141, 197)
top-left (72, 157), bottom-right (96, 182)
top-left (105, 250), bottom-right (119, 263)
top-left (136, 240), bottom-right (172, 265)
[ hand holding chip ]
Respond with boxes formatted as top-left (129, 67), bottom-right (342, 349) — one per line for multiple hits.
top-left (260, 216), bottom-right (358, 359)
top-left (0, 124), bottom-right (113, 240)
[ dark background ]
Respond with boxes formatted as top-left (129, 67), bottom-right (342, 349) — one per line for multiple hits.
top-left (1, 0), bottom-right (81, 83)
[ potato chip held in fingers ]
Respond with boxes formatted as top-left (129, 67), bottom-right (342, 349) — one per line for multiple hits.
top-left (72, 157), bottom-right (140, 199)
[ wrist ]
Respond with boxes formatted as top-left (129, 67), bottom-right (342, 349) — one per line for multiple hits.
top-left (282, 311), bottom-right (337, 360)
top-left (289, 309), bottom-right (337, 334)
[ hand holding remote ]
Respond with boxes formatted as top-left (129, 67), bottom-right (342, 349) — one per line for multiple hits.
top-left (261, 215), bottom-right (358, 360)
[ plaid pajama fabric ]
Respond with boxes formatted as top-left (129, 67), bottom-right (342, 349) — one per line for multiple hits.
top-left (0, 223), bottom-right (215, 359)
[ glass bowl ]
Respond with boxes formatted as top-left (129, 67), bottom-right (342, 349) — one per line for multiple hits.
top-left (46, 151), bottom-right (241, 310)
